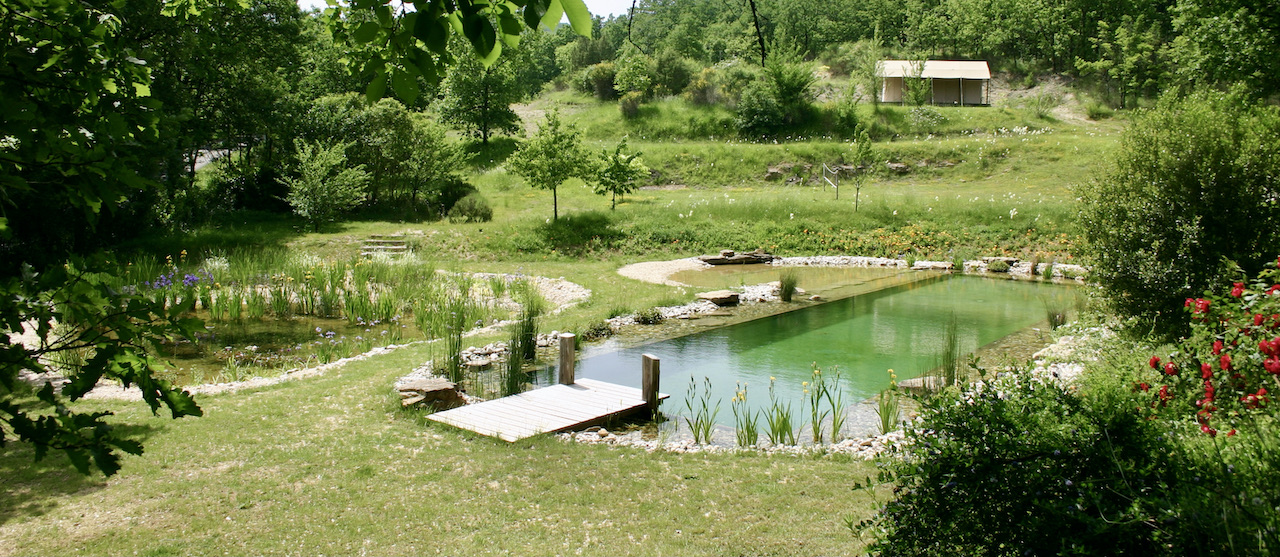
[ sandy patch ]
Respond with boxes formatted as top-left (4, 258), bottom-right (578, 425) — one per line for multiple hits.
top-left (616, 257), bottom-right (710, 286)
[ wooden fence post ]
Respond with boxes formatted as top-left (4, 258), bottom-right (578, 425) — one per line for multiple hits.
top-left (558, 333), bottom-right (576, 385)
top-left (642, 354), bottom-right (660, 411)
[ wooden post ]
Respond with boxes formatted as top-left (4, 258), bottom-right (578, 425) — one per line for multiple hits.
top-left (558, 333), bottom-right (576, 385)
top-left (642, 354), bottom-right (660, 411)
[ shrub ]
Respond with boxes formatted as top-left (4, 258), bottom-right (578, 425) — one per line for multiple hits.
top-left (906, 106), bottom-right (947, 133)
top-left (1079, 90), bottom-right (1280, 338)
top-left (618, 91), bottom-right (643, 119)
top-left (634, 307), bottom-right (665, 325)
top-left (735, 80), bottom-right (786, 137)
top-left (1084, 101), bottom-right (1114, 120)
top-left (578, 320), bottom-right (613, 341)
top-left (1022, 89), bottom-right (1063, 118)
top-left (986, 260), bottom-right (1010, 273)
top-left (613, 54), bottom-right (653, 97)
top-left (579, 62), bottom-right (618, 100)
top-left (683, 67), bottom-right (717, 105)
top-left (446, 192), bottom-right (493, 223)
top-left (861, 369), bottom-right (1181, 555)
top-left (651, 50), bottom-right (693, 97)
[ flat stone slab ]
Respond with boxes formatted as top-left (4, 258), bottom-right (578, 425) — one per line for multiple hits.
top-left (697, 290), bottom-right (740, 306)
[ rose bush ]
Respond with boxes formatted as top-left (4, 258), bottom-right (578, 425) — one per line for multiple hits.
top-left (1144, 257), bottom-right (1280, 435)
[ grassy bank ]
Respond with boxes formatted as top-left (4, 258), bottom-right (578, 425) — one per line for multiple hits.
top-left (0, 339), bottom-right (881, 555)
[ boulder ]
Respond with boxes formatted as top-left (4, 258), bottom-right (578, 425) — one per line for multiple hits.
top-left (886, 162), bottom-right (910, 174)
top-left (398, 377), bottom-right (465, 410)
top-left (697, 290), bottom-right (741, 307)
top-left (698, 249), bottom-right (778, 265)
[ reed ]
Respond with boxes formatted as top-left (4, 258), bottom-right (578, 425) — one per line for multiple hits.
top-left (731, 382), bottom-right (759, 447)
top-left (765, 377), bottom-right (797, 445)
top-left (683, 376), bottom-right (720, 445)
top-left (779, 269), bottom-right (799, 303)
top-left (876, 369), bottom-right (900, 435)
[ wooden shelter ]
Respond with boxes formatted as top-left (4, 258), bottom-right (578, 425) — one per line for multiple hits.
top-left (877, 60), bottom-right (991, 106)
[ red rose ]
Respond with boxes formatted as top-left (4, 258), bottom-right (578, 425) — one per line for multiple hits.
top-left (1219, 354), bottom-right (1231, 371)
top-left (1266, 357), bottom-right (1280, 374)
top-left (1231, 282), bottom-right (1245, 297)
top-left (1201, 362), bottom-right (1213, 379)
top-left (1256, 314), bottom-right (1266, 327)
top-left (1149, 355), bottom-right (1161, 369)
top-left (1185, 298), bottom-right (1194, 308)
top-left (1195, 298), bottom-right (1211, 314)
top-left (1158, 385), bottom-right (1172, 402)
top-left (1201, 425), bottom-right (1217, 437)
top-left (1268, 285), bottom-right (1280, 295)
top-left (1227, 429), bottom-right (1237, 437)
top-left (1164, 362), bottom-right (1178, 375)
top-left (1213, 340), bottom-right (1224, 355)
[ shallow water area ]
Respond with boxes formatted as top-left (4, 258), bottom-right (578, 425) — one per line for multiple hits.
top-left (546, 271), bottom-right (1078, 428)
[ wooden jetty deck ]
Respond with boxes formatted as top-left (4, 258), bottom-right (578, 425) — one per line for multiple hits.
top-left (427, 378), bottom-right (667, 441)
top-left (427, 335), bottom-right (667, 442)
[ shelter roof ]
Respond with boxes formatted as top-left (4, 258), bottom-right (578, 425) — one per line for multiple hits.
top-left (877, 60), bottom-right (991, 80)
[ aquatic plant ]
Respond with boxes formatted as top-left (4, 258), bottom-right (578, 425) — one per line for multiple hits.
top-left (683, 375), bottom-right (720, 445)
top-left (731, 382), bottom-right (759, 447)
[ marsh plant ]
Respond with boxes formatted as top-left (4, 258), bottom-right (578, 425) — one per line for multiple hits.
top-left (1044, 301), bottom-right (1068, 330)
top-left (779, 269), bottom-right (799, 302)
top-left (765, 376), bottom-right (797, 445)
top-left (935, 315), bottom-right (963, 389)
top-left (805, 363), bottom-right (831, 444)
top-left (683, 376), bottom-right (720, 445)
top-left (825, 366), bottom-right (848, 442)
top-left (876, 368), bottom-right (901, 435)
top-left (730, 382), bottom-right (760, 447)
top-left (513, 278), bottom-right (544, 360)
top-left (443, 278), bottom-right (473, 384)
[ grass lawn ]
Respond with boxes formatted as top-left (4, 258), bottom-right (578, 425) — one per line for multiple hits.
top-left (0, 93), bottom-right (1124, 555)
top-left (0, 338), bottom-right (882, 556)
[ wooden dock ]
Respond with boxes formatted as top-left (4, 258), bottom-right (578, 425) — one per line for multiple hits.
top-left (427, 335), bottom-right (667, 442)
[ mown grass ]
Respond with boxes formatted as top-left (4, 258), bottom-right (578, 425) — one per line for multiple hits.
top-left (0, 340), bottom-right (882, 556)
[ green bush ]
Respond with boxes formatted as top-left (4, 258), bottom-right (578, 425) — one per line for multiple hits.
top-left (579, 63), bottom-right (618, 100)
top-left (1079, 90), bottom-right (1280, 337)
top-left (1084, 101), bottom-right (1114, 120)
top-left (683, 67), bottom-right (717, 105)
top-left (634, 307), bottom-right (665, 325)
top-left (577, 320), bottom-right (614, 341)
top-left (446, 192), bottom-right (492, 223)
top-left (735, 80), bottom-right (786, 137)
top-left (986, 259), bottom-right (1010, 273)
top-left (862, 369), bottom-right (1179, 555)
top-left (618, 91), bottom-right (643, 119)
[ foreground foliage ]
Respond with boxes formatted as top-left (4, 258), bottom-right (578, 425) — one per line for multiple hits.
top-left (862, 268), bottom-right (1280, 555)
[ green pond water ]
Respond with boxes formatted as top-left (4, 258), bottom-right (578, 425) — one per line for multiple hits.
top-left (548, 273), bottom-right (1077, 425)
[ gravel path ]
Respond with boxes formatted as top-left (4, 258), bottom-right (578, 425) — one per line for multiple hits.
top-left (616, 257), bottom-right (709, 286)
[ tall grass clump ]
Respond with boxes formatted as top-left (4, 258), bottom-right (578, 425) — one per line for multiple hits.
top-left (512, 279), bottom-right (544, 360)
top-left (932, 315), bottom-right (963, 391)
top-left (779, 269), bottom-right (799, 302)
top-left (730, 382), bottom-right (759, 447)
top-left (805, 364), bottom-right (830, 444)
top-left (683, 376), bottom-right (720, 444)
top-left (825, 366), bottom-right (848, 442)
top-left (1044, 301), bottom-right (1068, 330)
top-left (765, 377), bottom-right (797, 445)
top-left (442, 277), bottom-right (473, 385)
top-left (876, 369), bottom-right (900, 435)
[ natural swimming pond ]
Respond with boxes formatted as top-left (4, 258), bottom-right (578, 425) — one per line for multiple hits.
top-left (550, 272), bottom-right (1078, 425)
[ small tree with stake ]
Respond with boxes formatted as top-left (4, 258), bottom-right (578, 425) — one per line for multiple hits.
top-left (848, 125), bottom-right (875, 211)
top-left (593, 138), bottom-right (648, 210)
top-left (506, 111), bottom-right (593, 221)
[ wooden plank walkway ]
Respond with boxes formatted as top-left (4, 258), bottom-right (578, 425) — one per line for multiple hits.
top-left (427, 378), bottom-right (668, 442)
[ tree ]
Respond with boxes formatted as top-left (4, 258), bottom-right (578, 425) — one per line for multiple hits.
top-left (593, 138), bottom-right (648, 209)
top-left (847, 125), bottom-right (875, 209)
top-left (1078, 90), bottom-right (1280, 338)
top-left (282, 141), bottom-right (369, 231)
top-left (1169, 0), bottom-right (1279, 96)
top-left (438, 47), bottom-right (524, 145)
top-left (507, 111), bottom-right (594, 220)
top-left (1076, 16), bottom-right (1165, 109)
top-left (329, 0), bottom-right (594, 105)
top-left (1, 0), bottom-right (206, 476)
